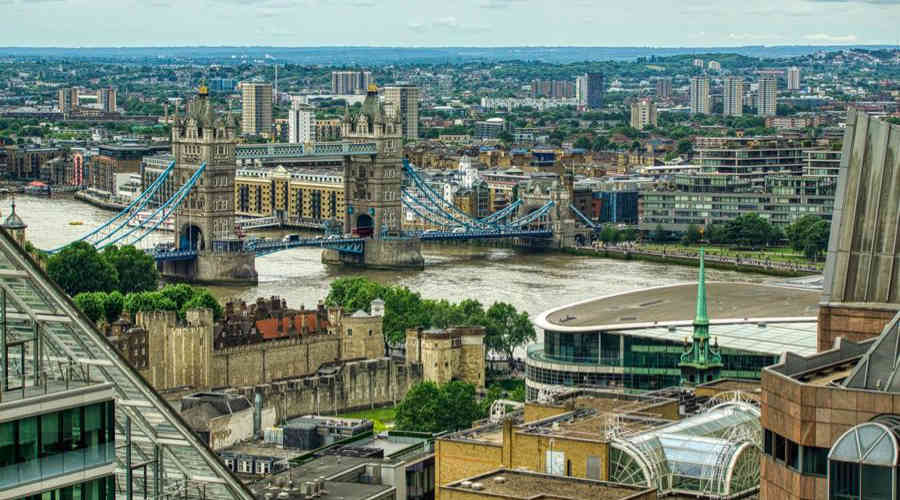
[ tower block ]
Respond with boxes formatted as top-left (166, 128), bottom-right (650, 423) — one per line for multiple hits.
top-left (322, 85), bottom-right (423, 269)
top-left (160, 86), bottom-right (258, 284)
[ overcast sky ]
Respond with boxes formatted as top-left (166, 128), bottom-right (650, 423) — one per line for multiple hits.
top-left (0, 0), bottom-right (898, 47)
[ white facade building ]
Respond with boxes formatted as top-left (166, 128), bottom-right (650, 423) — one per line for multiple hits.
top-left (288, 97), bottom-right (316, 144)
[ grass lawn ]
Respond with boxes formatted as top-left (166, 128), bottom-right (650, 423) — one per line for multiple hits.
top-left (337, 406), bottom-right (396, 433)
top-left (637, 243), bottom-right (823, 268)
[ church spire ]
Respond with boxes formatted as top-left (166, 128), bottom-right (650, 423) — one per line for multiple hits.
top-left (679, 248), bottom-right (722, 385)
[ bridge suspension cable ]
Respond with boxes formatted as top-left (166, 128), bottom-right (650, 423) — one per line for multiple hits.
top-left (99, 163), bottom-right (206, 249)
top-left (44, 160), bottom-right (177, 253)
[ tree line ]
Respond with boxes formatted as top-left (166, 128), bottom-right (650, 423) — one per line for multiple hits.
top-left (326, 277), bottom-right (536, 360)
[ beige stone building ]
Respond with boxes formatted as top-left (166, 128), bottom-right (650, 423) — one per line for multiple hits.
top-left (406, 327), bottom-right (486, 389)
top-left (241, 82), bottom-right (273, 136)
top-left (234, 165), bottom-right (344, 221)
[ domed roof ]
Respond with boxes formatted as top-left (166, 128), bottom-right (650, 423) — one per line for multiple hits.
top-left (2, 202), bottom-right (26, 230)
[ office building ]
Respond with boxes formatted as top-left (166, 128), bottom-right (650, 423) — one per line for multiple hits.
top-left (331, 70), bottom-right (372, 95)
top-left (723, 76), bottom-right (744, 116)
top-left (585, 72), bottom-right (604, 109)
top-left (97, 87), bottom-right (116, 113)
top-left (383, 85), bottom-right (420, 140)
top-left (757, 75), bottom-right (777, 117)
top-left (287, 97), bottom-right (316, 144)
top-left (575, 75), bottom-right (588, 108)
top-left (58, 87), bottom-right (78, 114)
top-left (209, 78), bottom-right (237, 93)
top-left (0, 227), bottom-right (253, 500)
top-left (629, 98), bottom-right (657, 130)
top-left (655, 77), bottom-right (672, 99)
top-left (787, 66), bottom-right (801, 91)
top-left (241, 82), bottom-right (273, 136)
top-left (707, 60), bottom-right (721, 72)
top-left (690, 75), bottom-right (710, 115)
top-left (474, 118), bottom-right (506, 140)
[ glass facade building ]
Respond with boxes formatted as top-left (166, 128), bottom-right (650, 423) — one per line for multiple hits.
top-left (0, 401), bottom-right (115, 491)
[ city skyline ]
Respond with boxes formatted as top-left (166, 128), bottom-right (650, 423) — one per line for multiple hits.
top-left (0, 0), bottom-right (898, 47)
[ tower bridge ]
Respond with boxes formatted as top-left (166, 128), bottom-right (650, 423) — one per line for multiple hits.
top-left (47, 85), bottom-right (591, 282)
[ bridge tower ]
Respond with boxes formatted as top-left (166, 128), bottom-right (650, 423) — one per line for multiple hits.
top-left (322, 85), bottom-right (423, 269)
top-left (517, 173), bottom-right (584, 248)
top-left (161, 85), bottom-right (257, 284)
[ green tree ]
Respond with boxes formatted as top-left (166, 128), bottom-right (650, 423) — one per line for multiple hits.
top-left (395, 381), bottom-right (481, 433)
top-left (651, 224), bottom-right (668, 243)
top-left (181, 289), bottom-right (224, 320)
top-left (786, 215), bottom-right (825, 252)
top-left (103, 245), bottom-right (159, 294)
top-left (725, 213), bottom-right (777, 248)
top-left (123, 291), bottom-right (177, 319)
top-left (103, 291), bottom-right (124, 324)
top-left (598, 225), bottom-right (619, 244)
top-left (705, 223), bottom-right (727, 244)
top-left (573, 136), bottom-right (592, 150)
top-left (47, 241), bottom-right (118, 296)
top-left (485, 302), bottom-right (536, 361)
top-left (592, 135), bottom-right (610, 151)
top-left (803, 220), bottom-right (830, 260)
top-left (74, 292), bottom-right (105, 323)
top-left (160, 283), bottom-right (197, 310)
top-left (682, 224), bottom-right (702, 245)
top-left (676, 139), bottom-right (693, 155)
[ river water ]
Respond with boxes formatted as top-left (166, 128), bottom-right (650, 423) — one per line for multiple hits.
top-left (15, 195), bottom-right (782, 324)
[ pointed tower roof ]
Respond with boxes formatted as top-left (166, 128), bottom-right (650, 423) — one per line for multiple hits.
top-left (2, 197), bottom-right (26, 230)
top-left (694, 248), bottom-right (709, 332)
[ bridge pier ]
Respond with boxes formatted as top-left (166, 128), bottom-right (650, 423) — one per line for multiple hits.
top-left (321, 238), bottom-right (424, 270)
top-left (160, 252), bottom-right (257, 285)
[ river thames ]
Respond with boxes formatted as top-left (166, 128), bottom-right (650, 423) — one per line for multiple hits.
top-left (16, 195), bottom-right (786, 322)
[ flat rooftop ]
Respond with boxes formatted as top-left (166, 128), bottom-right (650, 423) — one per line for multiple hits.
top-left (261, 455), bottom-right (395, 500)
top-left (220, 442), bottom-right (305, 461)
top-left (444, 470), bottom-right (653, 500)
top-left (537, 282), bottom-right (819, 330)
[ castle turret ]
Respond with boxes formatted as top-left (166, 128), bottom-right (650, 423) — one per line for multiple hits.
top-left (2, 197), bottom-right (27, 246)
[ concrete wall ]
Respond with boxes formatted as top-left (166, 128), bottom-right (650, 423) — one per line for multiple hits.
top-left (194, 252), bottom-right (258, 285)
top-left (435, 440), bottom-right (504, 500)
top-left (208, 408), bottom-right (254, 451)
top-left (820, 111), bottom-right (900, 346)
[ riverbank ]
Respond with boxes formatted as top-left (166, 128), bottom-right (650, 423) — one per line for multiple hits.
top-left (562, 246), bottom-right (819, 277)
top-left (74, 190), bottom-right (128, 211)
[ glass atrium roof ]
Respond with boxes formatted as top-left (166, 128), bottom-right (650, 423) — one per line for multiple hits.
top-left (610, 402), bottom-right (762, 498)
top-left (0, 230), bottom-right (252, 500)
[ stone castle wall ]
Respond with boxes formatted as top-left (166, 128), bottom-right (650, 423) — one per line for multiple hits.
top-left (234, 358), bottom-right (422, 421)
top-left (137, 309), bottom-right (214, 390)
top-left (211, 335), bottom-right (341, 388)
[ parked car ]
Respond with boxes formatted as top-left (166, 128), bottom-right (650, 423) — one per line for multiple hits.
top-left (282, 233), bottom-right (301, 243)
top-left (452, 227), bottom-right (467, 234)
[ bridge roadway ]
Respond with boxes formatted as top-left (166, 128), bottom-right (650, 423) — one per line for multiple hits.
top-left (147, 229), bottom-right (554, 262)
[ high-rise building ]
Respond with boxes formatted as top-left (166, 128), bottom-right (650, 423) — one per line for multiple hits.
top-left (690, 75), bottom-right (710, 115)
top-left (287, 97), bottom-right (316, 144)
top-left (707, 60), bottom-right (721, 72)
top-left (97, 87), bottom-right (116, 113)
top-left (383, 84), bottom-right (420, 140)
top-left (655, 77), bottom-right (672, 99)
top-left (241, 82), bottom-right (273, 136)
top-left (630, 98), bottom-right (657, 130)
top-left (723, 76), bottom-right (744, 117)
top-left (575, 75), bottom-right (588, 108)
top-left (585, 73), bottom-right (604, 110)
top-left (331, 70), bottom-right (372, 95)
top-left (787, 66), bottom-right (801, 91)
top-left (58, 87), bottom-right (78, 114)
top-left (530, 80), bottom-right (575, 98)
top-left (758, 75), bottom-right (777, 117)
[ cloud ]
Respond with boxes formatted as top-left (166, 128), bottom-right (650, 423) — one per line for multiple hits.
top-left (407, 16), bottom-right (491, 33)
top-left (727, 33), bottom-right (785, 41)
top-left (805, 0), bottom-right (900, 3)
top-left (480, 0), bottom-right (528, 9)
top-left (804, 33), bottom-right (859, 42)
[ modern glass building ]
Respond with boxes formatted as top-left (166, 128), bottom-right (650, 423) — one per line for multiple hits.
top-left (0, 226), bottom-right (253, 499)
top-left (528, 271), bottom-right (820, 399)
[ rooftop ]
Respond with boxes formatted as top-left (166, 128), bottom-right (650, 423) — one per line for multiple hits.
top-left (443, 469), bottom-right (653, 500)
top-left (537, 282), bottom-right (818, 329)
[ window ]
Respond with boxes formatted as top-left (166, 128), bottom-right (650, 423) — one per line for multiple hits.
top-left (787, 440), bottom-right (800, 471)
top-left (763, 429), bottom-right (773, 456)
top-left (347, 329), bottom-right (352, 337)
top-left (586, 456), bottom-right (603, 480)
top-left (802, 446), bottom-right (828, 476)
top-left (368, 330), bottom-right (373, 336)
top-left (774, 433), bottom-right (786, 462)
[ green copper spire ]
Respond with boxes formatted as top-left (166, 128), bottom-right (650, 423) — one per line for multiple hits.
top-left (679, 247), bottom-right (722, 384)
top-left (694, 248), bottom-right (709, 334)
